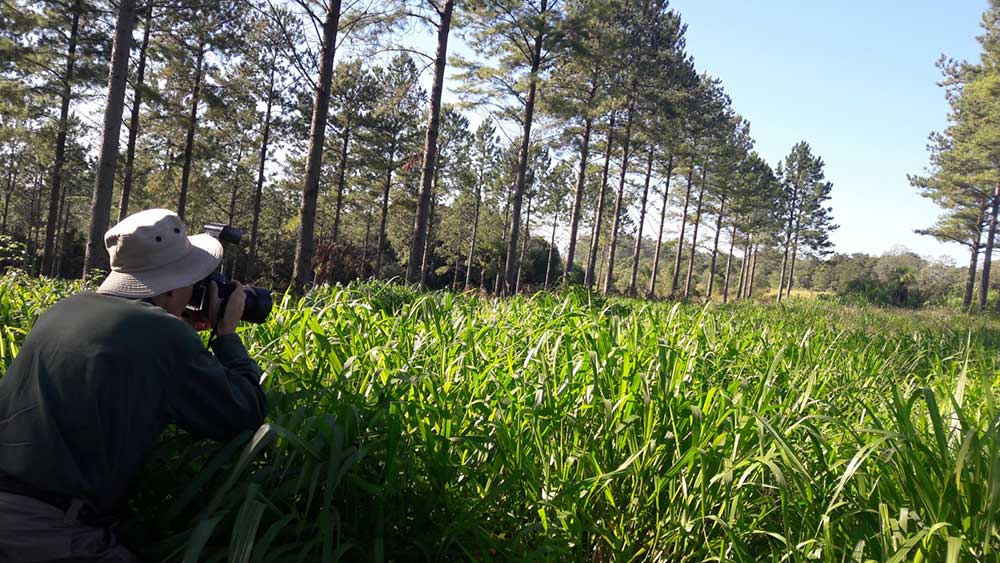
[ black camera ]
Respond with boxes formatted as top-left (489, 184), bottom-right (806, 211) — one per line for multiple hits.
top-left (187, 223), bottom-right (273, 324)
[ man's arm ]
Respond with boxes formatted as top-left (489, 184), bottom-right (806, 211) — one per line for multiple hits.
top-left (163, 327), bottom-right (267, 441)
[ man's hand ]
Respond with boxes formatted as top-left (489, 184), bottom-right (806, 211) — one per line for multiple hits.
top-left (215, 280), bottom-right (247, 336)
top-left (181, 280), bottom-right (247, 335)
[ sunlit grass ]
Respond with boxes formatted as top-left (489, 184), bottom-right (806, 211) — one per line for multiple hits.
top-left (2, 274), bottom-right (999, 562)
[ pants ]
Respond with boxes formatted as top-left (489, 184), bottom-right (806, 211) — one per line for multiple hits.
top-left (0, 492), bottom-right (139, 563)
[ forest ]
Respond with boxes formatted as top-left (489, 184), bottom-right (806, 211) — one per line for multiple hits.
top-left (0, 0), bottom-right (839, 301)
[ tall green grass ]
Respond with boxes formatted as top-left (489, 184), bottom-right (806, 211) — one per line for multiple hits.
top-left (2, 274), bottom-right (1000, 561)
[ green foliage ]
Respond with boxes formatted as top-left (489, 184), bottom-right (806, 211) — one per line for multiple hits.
top-left (0, 234), bottom-right (27, 272)
top-left (5, 278), bottom-right (1000, 560)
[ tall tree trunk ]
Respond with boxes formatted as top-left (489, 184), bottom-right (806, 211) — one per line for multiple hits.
top-left (602, 103), bottom-right (635, 295)
top-left (737, 234), bottom-right (751, 299)
top-left (777, 193), bottom-right (797, 303)
top-left (503, 1), bottom-right (547, 295)
top-left (516, 194), bottom-right (533, 293)
top-left (965, 206), bottom-right (985, 309)
top-left (88, 0), bottom-right (138, 272)
top-left (52, 181), bottom-right (70, 277)
top-left (407, 0), bottom-right (454, 285)
top-left (565, 111), bottom-right (594, 280)
top-left (361, 203), bottom-right (373, 278)
top-left (293, 0), bottom-right (342, 288)
top-left (374, 158), bottom-right (394, 277)
top-left (118, 3), bottom-right (152, 222)
top-left (3, 145), bottom-right (17, 234)
top-left (648, 153), bottom-right (674, 297)
top-left (44, 0), bottom-right (82, 277)
top-left (331, 126), bottom-right (350, 244)
top-left (786, 224), bottom-right (800, 298)
top-left (979, 183), bottom-right (1000, 311)
top-left (707, 196), bottom-right (725, 299)
top-left (671, 159), bottom-right (696, 294)
top-left (748, 244), bottom-right (759, 299)
top-left (29, 176), bottom-right (44, 274)
top-left (496, 182), bottom-right (512, 294)
top-left (585, 111), bottom-right (616, 288)
top-left (247, 68), bottom-right (275, 281)
top-left (723, 224), bottom-right (737, 302)
top-left (545, 209), bottom-right (558, 286)
top-left (177, 42), bottom-right (205, 220)
top-left (420, 188), bottom-right (437, 287)
top-left (684, 166), bottom-right (707, 298)
top-left (628, 145), bottom-right (654, 295)
top-left (464, 168), bottom-right (483, 288)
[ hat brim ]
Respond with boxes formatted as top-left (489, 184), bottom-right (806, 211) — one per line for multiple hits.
top-left (97, 234), bottom-right (224, 298)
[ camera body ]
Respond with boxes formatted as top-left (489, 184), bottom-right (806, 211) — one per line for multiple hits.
top-left (186, 223), bottom-right (273, 324)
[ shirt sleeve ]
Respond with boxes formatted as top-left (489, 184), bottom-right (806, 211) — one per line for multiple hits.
top-left (164, 331), bottom-right (268, 442)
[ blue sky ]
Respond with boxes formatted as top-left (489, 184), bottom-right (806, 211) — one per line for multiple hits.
top-left (667, 0), bottom-right (987, 263)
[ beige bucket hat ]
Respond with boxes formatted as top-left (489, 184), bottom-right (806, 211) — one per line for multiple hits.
top-left (97, 208), bottom-right (223, 298)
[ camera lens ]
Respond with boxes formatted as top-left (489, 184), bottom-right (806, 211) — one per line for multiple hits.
top-left (242, 288), bottom-right (273, 324)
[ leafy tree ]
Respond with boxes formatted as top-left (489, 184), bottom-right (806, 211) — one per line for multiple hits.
top-left (292, 0), bottom-right (343, 288)
top-left (458, 0), bottom-right (568, 294)
top-left (355, 54), bottom-right (425, 277)
top-left (776, 141), bottom-right (836, 301)
top-left (83, 0), bottom-right (139, 274)
top-left (407, 0), bottom-right (457, 285)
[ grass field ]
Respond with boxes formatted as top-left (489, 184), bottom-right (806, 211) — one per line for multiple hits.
top-left (2, 273), bottom-right (1000, 562)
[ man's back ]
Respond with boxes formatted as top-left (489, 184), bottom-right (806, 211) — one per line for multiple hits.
top-left (0, 291), bottom-right (267, 514)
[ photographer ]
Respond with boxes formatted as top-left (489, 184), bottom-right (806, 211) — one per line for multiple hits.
top-left (0, 209), bottom-right (267, 562)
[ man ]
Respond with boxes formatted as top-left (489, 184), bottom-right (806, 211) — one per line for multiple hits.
top-left (0, 209), bottom-right (268, 562)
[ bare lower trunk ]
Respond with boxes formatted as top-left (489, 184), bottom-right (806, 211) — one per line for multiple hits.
top-left (331, 126), bottom-right (350, 244)
top-left (545, 210), bottom-right (558, 286)
top-left (786, 228), bottom-right (800, 299)
top-left (737, 234), bottom-right (751, 299)
top-left (648, 153), bottom-right (674, 297)
top-left (628, 145), bottom-right (654, 295)
top-left (683, 167), bottom-right (707, 298)
top-left (671, 160), bottom-right (696, 294)
top-left (515, 194), bottom-right (533, 293)
top-left (495, 183), bottom-right (512, 294)
top-left (585, 111), bottom-right (616, 288)
top-left (980, 184), bottom-right (1000, 311)
top-left (53, 182), bottom-right (69, 277)
top-left (361, 204), bottom-right (373, 278)
top-left (374, 164), bottom-right (394, 277)
top-left (44, 0), bottom-right (82, 277)
top-left (777, 210), bottom-right (797, 303)
top-left (565, 115), bottom-right (593, 280)
top-left (420, 190), bottom-right (436, 286)
top-left (293, 0), bottom-right (342, 288)
top-left (707, 196), bottom-right (725, 299)
top-left (2, 156), bottom-right (14, 233)
top-left (407, 0), bottom-right (454, 284)
top-left (748, 244), bottom-right (759, 298)
top-left (464, 179), bottom-right (482, 289)
top-left (964, 206), bottom-right (985, 310)
top-left (723, 224), bottom-right (737, 302)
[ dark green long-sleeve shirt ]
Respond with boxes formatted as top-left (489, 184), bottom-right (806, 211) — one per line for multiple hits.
top-left (0, 291), bottom-right (267, 513)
